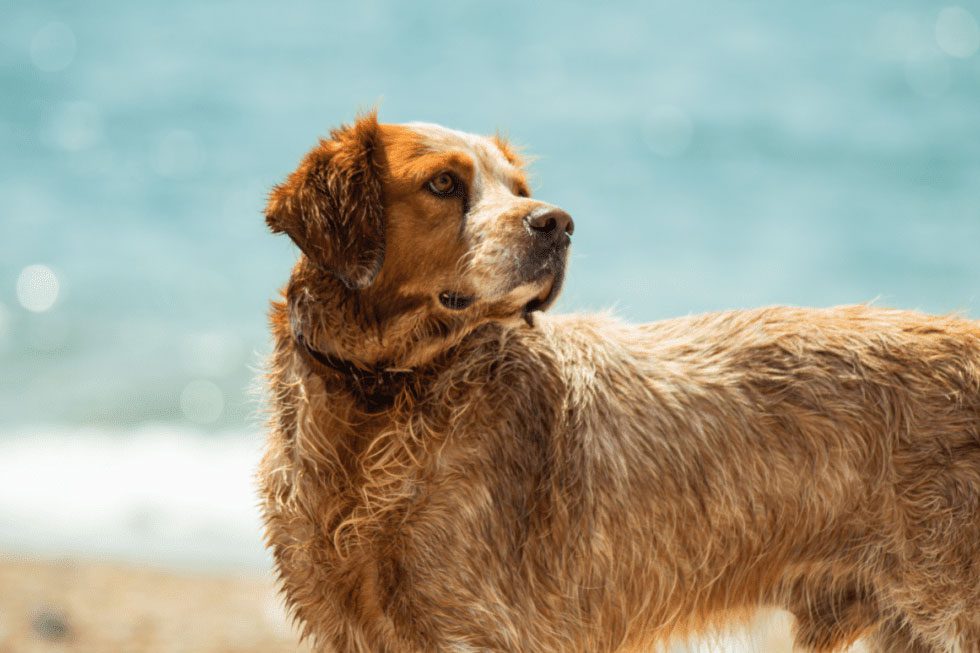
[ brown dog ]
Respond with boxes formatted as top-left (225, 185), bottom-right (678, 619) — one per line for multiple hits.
top-left (259, 113), bottom-right (980, 652)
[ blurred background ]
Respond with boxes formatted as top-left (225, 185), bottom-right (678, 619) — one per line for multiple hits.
top-left (2, 0), bottom-right (978, 650)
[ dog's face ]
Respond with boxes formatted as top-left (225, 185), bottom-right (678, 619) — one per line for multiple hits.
top-left (267, 114), bottom-right (573, 366)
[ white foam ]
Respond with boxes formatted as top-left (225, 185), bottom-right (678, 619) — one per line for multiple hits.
top-left (0, 425), bottom-right (271, 571)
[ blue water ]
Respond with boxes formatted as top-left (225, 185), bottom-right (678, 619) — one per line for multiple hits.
top-left (2, 1), bottom-right (979, 431)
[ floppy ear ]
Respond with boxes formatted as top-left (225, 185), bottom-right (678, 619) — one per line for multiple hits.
top-left (265, 112), bottom-right (385, 289)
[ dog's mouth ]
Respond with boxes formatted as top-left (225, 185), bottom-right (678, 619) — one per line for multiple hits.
top-left (521, 271), bottom-right (564, 325)
top-left (438, 291), bottom-right (475, 311)
top-left (439, 255), bottom-right (566, 323)
top-left (523, 284), bottom-right (554, 315)
top-left (438, 279), bottom-right (562, 321)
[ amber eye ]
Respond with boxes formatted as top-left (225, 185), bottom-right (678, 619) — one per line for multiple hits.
top-left (427, 172), bottom-right (457, 196)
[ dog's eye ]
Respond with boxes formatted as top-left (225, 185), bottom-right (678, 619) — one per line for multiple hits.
top-left (427, 172), bottom-right (457, 197)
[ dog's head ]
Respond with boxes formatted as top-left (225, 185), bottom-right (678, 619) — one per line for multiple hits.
top-left (267, 112), bottom-right (573, 367)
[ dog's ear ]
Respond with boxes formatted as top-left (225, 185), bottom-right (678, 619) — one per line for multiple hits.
top-left (266, 112), bottom-right (386, 289)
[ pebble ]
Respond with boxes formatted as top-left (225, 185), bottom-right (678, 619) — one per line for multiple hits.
top-left (31, 606), bottom-right (71, 642)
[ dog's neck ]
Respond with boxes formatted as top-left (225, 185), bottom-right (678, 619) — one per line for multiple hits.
top-left (293, 330), bottom-right (417, 413)
top-left (284, 271), bottom-right (511, 412)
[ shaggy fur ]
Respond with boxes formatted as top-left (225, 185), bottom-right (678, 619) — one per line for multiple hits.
top-left (259, 114), bottom-right (980, 652)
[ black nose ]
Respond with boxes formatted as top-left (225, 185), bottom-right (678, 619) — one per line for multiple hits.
top-left (524, 208), bottom-right (574, 239)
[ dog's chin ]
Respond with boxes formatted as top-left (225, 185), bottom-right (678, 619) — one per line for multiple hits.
top-left (520, 270), bottom-right (564, 326)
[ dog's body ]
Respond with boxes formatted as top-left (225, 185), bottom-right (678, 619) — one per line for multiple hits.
top-left (260, 115), bottom-right (980, 652)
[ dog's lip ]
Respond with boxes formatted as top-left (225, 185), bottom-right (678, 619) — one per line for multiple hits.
top-left (521, 271), bottom-right (564, 324)
top-left (438, 291), bottom-right (475, 311)
top-left (523, 284), bottom-right (554, 314)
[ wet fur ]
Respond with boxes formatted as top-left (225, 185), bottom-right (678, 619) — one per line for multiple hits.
top-left (259, 115), bottom-right (980, 652)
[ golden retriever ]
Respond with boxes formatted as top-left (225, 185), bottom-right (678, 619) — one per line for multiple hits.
top-left (259, 112), bottom-right (980, 652)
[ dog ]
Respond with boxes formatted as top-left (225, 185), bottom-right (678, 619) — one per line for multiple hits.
top-left (259, 112), bottom-right (980, 652)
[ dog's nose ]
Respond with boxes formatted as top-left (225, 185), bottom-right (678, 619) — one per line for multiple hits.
top-left (524, 208), bottom-right (574, 239)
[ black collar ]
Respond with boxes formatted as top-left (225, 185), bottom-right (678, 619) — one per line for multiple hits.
top-left (294, 333), bottom-right (415, 412)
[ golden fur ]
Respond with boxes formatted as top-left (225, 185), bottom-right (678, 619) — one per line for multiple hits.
top-left (259, 113), bottom-right (980, 652)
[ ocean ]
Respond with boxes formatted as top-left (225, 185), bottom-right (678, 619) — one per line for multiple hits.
top-left (1, 0), bottom-right (978, 629)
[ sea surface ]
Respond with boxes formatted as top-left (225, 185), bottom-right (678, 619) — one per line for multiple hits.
top-left (1, 0), bottom-right (979, 590)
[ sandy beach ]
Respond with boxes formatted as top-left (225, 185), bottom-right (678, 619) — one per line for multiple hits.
top-left (0, 555), bottom-right (310, 653)
top-left (0, 555), bottom-right (815, 653)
